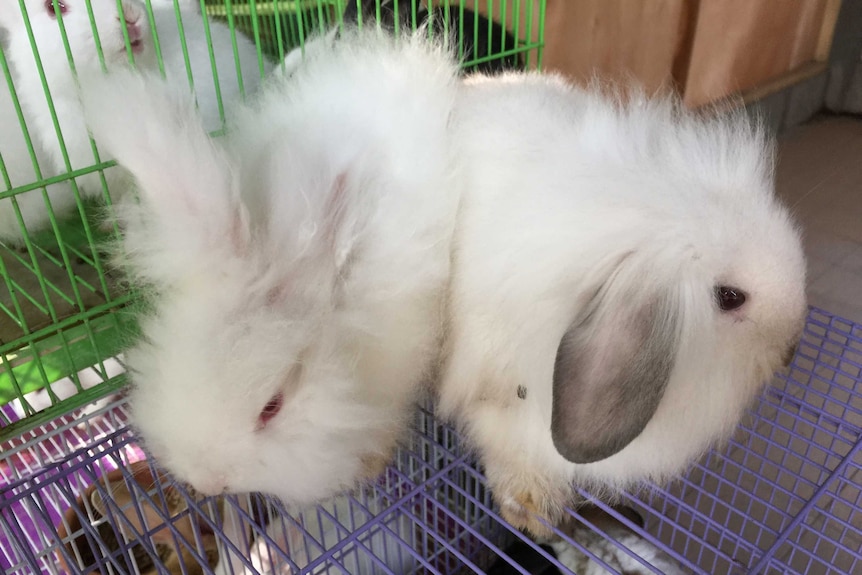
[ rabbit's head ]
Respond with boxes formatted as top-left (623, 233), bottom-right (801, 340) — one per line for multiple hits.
top-left (0, 0), bottom-right (155, 78)
top-left (547, 97), bottom-right (807, 480)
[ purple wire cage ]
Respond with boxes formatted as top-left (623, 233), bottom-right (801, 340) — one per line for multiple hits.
top-left (0, 307), bottom-right (860, 575)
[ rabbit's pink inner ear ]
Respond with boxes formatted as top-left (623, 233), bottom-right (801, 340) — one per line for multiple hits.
top-left (265, 282), bottom-right (289, 306)
top-left (262, 267), bottom-right (301, 306)
top-left (322, 168), bottom-right (365, 275)
top-left (323, 172), bottom-right (350, 249)
top-left (550, 294), bottom-right (679, 464)
top-left (228, 201), bottom-right (251, 256)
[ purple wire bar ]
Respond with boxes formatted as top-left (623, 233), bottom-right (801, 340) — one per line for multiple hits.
top-left (1, 307), bottom-right (860, 574)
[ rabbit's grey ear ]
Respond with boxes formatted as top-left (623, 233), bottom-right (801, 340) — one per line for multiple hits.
top-left (551, 292), bottom-right (679, 464)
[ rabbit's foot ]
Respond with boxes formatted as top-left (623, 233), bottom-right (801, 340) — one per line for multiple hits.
top-left (358, 451), bottom-right (393, 482)
top-left (493, 474), bottom-right (569, 539)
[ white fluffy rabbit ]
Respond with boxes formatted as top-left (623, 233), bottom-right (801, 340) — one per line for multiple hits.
top-left (0, 0), bottom-right (154, 211)
top-left (440, 74), bottom-right (807, 536)
top-left (0, 0), bottom-right (270, 238)
top-left (79, 29), bottom-right (460, 504)
top-left (0, 72), bottom-right (75, 241)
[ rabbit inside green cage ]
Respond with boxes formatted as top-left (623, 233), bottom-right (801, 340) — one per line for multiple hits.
top-left (0, 3), bottom-right (549, 573)
top-left (0, 1), bottom-right (542, 440)
top-left (0, 0), bottom-right (534, 249)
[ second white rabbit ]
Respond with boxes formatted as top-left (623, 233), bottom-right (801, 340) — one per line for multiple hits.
top-left (440, 74), bottom-right (807, 536)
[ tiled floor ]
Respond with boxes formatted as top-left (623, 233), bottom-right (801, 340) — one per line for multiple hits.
top-left (775, 115), bottom-right (862, 323)
top-left (773, 115), bottom-right (862, 573)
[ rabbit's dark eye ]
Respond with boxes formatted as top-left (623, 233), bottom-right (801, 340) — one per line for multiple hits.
top-left (715, 286), bottom-right (746, 311)
top-left (44, 0), bottom-right (67, 17)
top-left (256, 392), bottom-right (284, 431)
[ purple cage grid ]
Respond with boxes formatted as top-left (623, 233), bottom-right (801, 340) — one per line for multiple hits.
top-left (0, 306), bottom-right (860, 575)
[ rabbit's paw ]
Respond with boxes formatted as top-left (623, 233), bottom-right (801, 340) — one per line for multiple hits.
top-left (493, 474), bottom-right (569, 538)
top-left (358, 451), bottom-right (393, 482)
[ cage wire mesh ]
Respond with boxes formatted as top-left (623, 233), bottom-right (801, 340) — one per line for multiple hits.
top-left (1, 1), bottom-right (860, 574)
top-left (0, 308), bottom-right (860, 574)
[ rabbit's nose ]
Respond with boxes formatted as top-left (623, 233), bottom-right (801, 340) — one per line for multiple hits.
top-left (117, 16), bottom-right (145, 50)
top-left (118, 7), bottom-right (143, 34)
top-left (120, 16), bottom-right (140, 29)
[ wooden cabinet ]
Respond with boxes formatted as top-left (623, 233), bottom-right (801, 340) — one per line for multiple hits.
top-left (682, 0), bottom-right (840, 106)
top-left (536, 0), bottom-right (842, 107)
top-left (541, 0), bottom-right (689, 95)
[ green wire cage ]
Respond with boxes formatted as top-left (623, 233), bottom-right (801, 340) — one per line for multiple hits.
top-left (0, 0), bottom-right (546, 443)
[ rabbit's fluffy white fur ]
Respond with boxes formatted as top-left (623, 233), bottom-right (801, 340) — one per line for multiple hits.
top-left (0, 0), bottom-right (269, 239)
top-left (440, 74), bottom-right (807, 535)
top-left (277, 28), bottom-right (338, 79)
top-left (80, 29), bottom-right (460, 504)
